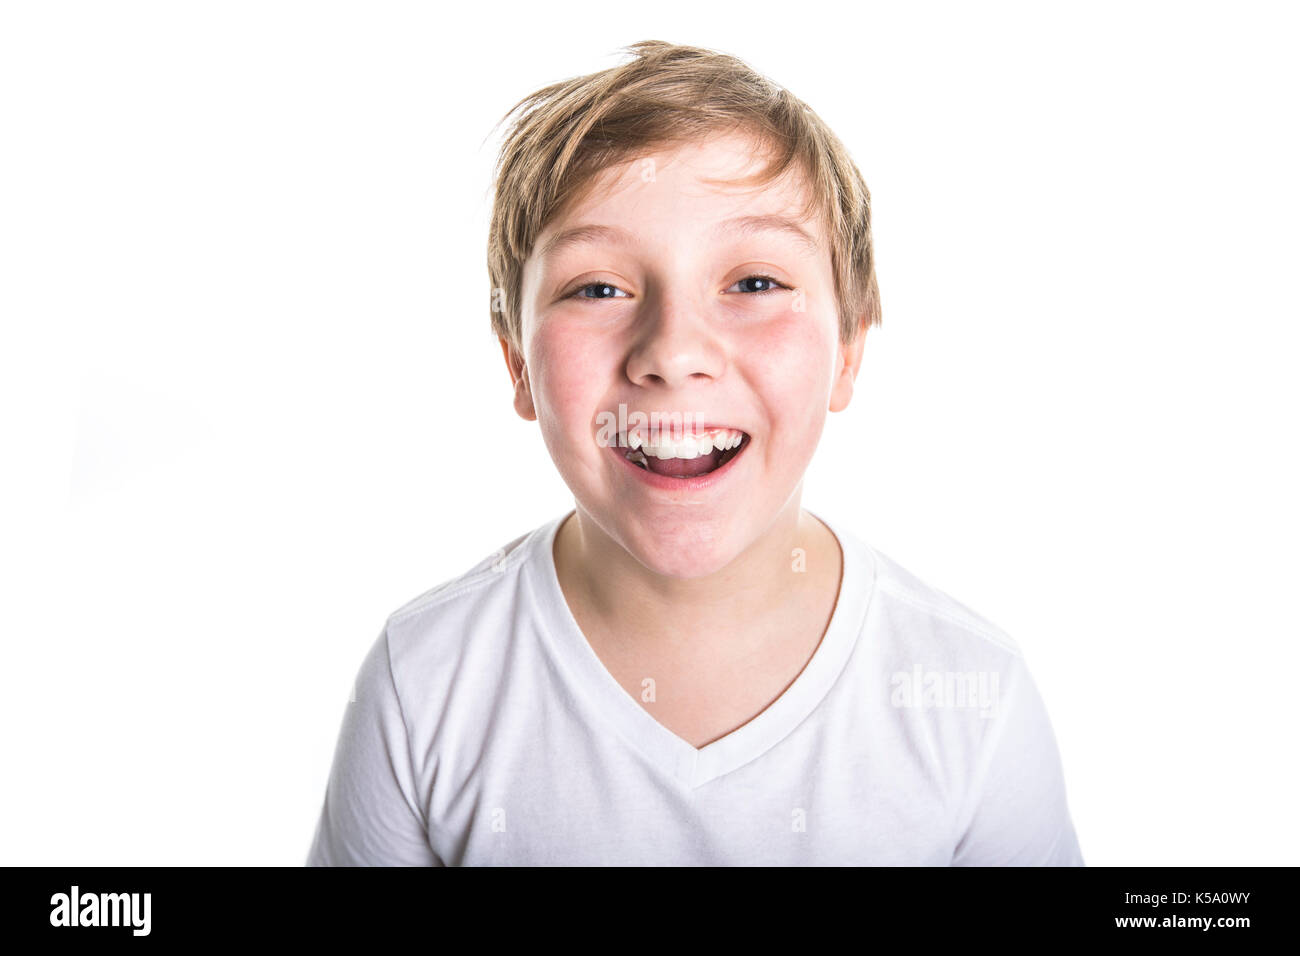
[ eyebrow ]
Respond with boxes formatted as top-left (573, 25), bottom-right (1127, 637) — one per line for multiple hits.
top-left (537, 213), bottom-right (821, 262)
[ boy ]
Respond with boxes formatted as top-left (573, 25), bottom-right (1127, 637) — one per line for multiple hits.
top-left (307, 40), bottom-right (1084, 866)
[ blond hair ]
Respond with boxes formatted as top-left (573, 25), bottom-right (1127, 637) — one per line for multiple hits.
top-left (486, 40), bottom-right (881, 352)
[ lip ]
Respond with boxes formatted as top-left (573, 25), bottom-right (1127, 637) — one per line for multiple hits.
top-left (606, 431), bottom-right (752, 492)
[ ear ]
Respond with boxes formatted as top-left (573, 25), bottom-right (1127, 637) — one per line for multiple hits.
top-left (828, 315), bottom-right (868, 413)
top-left (498, 336), bottom-right (537, 422)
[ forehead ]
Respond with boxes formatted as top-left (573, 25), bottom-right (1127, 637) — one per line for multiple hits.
top-left (532, 132), bottom-right (825, 263)
top-left (537, 213), bottom-right (822, 265)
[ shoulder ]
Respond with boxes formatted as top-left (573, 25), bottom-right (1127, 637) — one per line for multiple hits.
top-left (851, 535), bottom-right (1024, 673)
top-left (828, 523), bottom-right (1081, 859)
top-left (386, 526), bottom-right (537, 626)
top-left (354, 516), bottom-right (558, 703)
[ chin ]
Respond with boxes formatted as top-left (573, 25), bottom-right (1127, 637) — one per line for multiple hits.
top-left (613, 515), bottom-right (749, 580)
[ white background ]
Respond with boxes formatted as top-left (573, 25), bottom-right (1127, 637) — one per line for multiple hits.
top-left (2, 0), bottom-right (1296, 865)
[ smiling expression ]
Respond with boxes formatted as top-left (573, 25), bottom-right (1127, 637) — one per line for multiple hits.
top-left (505, 130), bottom-right (865, 578)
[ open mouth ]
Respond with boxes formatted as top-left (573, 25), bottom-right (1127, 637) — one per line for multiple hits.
top-left (619, 427), bottom-right (750, 480)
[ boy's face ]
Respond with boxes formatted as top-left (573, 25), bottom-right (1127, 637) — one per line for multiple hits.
top-left (507, 131), bottom-right (865, 579)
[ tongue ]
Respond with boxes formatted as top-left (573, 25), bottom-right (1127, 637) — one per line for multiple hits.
top-left (643, 448), bottom-right (725, 478)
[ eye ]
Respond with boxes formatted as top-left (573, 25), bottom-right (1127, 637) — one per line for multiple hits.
top-left (726, 274), bottom-right (790, 295)
top-left (568, 281), bottom-right (631, 301)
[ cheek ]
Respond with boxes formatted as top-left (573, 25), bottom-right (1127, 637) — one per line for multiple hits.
top-left (744, 313), bottom-right (838, 413)
top-left (528, 321), bottom-right (611, 444)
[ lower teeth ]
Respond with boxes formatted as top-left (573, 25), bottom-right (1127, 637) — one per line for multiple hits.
top-left (624, 442), bottom-right (743, 475)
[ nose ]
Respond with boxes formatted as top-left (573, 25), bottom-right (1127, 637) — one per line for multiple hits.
top-left (624, 292), bottom-right (726, 388)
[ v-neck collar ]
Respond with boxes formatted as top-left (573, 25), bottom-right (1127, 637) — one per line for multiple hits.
top-left (521, 508), bottom-right (877, 790)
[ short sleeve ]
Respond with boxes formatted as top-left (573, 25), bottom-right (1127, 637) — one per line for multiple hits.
top-left (950, 654), bottom-right (1084, 866)
top-left (306, 625), bottom-right (442, 866)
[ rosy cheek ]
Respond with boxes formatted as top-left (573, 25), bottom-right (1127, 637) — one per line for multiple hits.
top-left (529, 320), bottom-right (609, 434)
top-left (743, 313), bottom-right (836, 408)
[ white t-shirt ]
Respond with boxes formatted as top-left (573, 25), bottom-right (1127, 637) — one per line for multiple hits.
top-left (306, 510), bottom-right (1084, 866)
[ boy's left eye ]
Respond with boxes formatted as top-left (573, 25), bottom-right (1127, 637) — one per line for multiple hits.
top-left (727, 275), bottom-right (789, 295)
top-left (568, 275), bottom-right (790, 300)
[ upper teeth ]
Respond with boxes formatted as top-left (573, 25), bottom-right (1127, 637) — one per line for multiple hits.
top-left (624, 428), bottom-right (744, 459)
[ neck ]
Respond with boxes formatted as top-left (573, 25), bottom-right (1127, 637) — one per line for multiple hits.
top-left (553, 495), bottom-right (840, 658)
